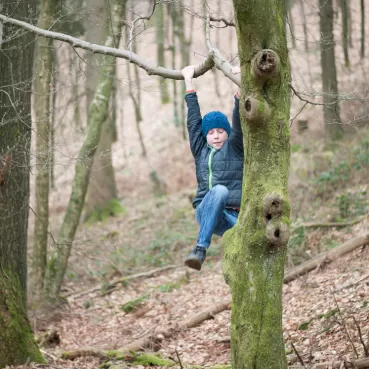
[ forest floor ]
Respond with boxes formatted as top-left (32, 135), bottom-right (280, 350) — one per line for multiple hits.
top-left (13, 186), bottom-right (369, 369)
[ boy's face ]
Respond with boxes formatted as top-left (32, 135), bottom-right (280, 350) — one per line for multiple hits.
top-left (206, 128), bottom-right (228, 149)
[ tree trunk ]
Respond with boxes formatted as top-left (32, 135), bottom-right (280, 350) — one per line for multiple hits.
top-left (170, 3), bottom-right (180, 128)
top-left (340, 0), bottom-right (350, 67)
top-left (176, 1), bottom-right (192, 139)
top-left (223, 2), bottom-right (291, 369)
top-left (0, 1), bottom-right (44, 366)
top-left (319, 0), bottom-right (343, 141)
top-left (43, 0), bottom-right (125, 303)
top-left (361, 0), bottom-right (365, 58)
top-left (84, 0), bottom-right (119, 219)
top-left (31, 0), bottom-right (57, 308)
top-left (156, 3), bottom-right (170, 104)
top-left (299, 0), bottom-right (309, 52)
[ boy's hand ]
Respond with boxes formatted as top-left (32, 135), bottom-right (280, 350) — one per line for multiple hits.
top-left (231, 66), bottom-right (241, 75)
top-left (182, 66), bottom-right (196, 80)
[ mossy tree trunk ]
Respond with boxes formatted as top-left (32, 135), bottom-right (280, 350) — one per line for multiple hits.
top-left (42, 0), bottom-right (125, 303)
top-left (0, 0), bottom-right (45, 366)
top-left (84, 0), bottom-right (119, 219)
top-left (319, 0), bottom-right (343, 141)
top-left (156, 3), bottom-right (170, 105)
top-left (223, 1), bottom-right (291, 369)
top-left (31, 0), bottom-right (58, 308)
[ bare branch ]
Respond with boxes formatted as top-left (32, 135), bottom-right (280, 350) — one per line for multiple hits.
top-left (128, 0), bottom-right (156, 53)
top-left (209, 16), bottom-right (235, 27)
top-left (205, 10), bottom-right (240, 86)
top-left (0, 13), bottom-right (214, 80)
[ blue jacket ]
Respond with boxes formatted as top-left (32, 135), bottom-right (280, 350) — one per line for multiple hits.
top-left (185, 92), bottom-right (244, 209)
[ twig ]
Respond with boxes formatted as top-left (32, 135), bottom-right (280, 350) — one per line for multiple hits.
top-left (352, 316), bottom-right (369, 357)
top-left (331, 289), bottom-right (359, 358)
top-left (290, 102), bottom-right (308, 128)
top-left (205, 10), bottom-right (240, 86)
top-left (291, 342), bottom-right (306, 368)
top-left (209, 16), bottom-right (235, 27)
top-left (175, 348), bottom-right (184, 369)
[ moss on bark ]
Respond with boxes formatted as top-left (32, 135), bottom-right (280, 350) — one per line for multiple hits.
top-left (223, 1), bottom-right (291, 369)
top-left (0, 271), bottom-right (45, 367)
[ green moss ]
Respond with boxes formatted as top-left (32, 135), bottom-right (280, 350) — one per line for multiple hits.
top-left (120, 295), bottom-right (147, 313)
top-left (86, 198), bottom-right (126, 224)
top-left (132, 353), bottom-right (175, 366)
top-left (0, 270), bottom-right (45, 367)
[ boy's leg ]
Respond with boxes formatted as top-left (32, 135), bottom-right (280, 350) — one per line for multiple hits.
top-left (196, 184), bottom-right (230, 248)
top-left (185, 185), bottom-right (230, 270)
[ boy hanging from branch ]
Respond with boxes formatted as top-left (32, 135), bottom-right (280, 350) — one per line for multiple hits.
top-left (182, 65), bottom-right (244, 271)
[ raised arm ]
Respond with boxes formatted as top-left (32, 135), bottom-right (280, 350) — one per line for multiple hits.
top-left (182, 66), bottom-right (206, 158)
top-left (228, 92), bottom-right (243, 154)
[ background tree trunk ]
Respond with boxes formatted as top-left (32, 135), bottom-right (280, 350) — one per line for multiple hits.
top-left (0, 0), bottom-right (45, 366)
top-left (156, 3), bottom-right (170, 104)
top-left (361, 0), bottom-right (365, 58)
top-left (42, 0), bottom-right (125, 303)
top-left (223, 1), bottom-right (291, 369)
top-left (319, 0), bottom-right (343, 141)
top-left (31, 0), bottom-right (58, 308)
top-left (84, 0), bottom-right (119, 219)
top-left (340, 0), bottom-right (350, 67)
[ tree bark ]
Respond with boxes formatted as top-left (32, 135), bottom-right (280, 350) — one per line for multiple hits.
top-left (0, 0), bottom-right (44, 366)
top-left (156, 3), bottom-right (170, 104)
top-left (340, 0), bottom-right (350, 67)
top-left (361, 0), bottom-right (365, 58)
top-left (223, 2), bottom-right (291, 369)
top-left (319, 0), bottom-right (343, 141)
top-left (31, 0), bottom-right (58, 308)
top-left (42, 0), bottom-right (125, 303)
top-left (84, 0), bottom-right (119, 219)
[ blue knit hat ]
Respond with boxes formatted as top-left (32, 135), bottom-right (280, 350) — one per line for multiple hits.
top-left (201, 111), bottom-right (231, 137)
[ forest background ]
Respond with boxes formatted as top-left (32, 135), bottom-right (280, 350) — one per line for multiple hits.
top-left (0, 0), bottom-right (369, 368)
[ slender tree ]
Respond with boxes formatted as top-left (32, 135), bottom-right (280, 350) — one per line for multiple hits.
top-left (361, 0), bottom-right (365, 58)
top-left (0, 1), bottom-right (44, 365)
top-left (319, 0), bottom-right (343, 141)
top-left (156, 2), bottom-right (170, 104)
top-left (42, 0), bottom-right (126, 302)
top-left (31, 0), bottom-right (58, 308)
top-left (223, 1), bottom-right (291, 369)
top-left (340, 0), bottom-right (350, 67)
top-left (84, 0), bottom-right (119, 220)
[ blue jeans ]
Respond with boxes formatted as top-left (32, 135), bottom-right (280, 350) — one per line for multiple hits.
top-left (195, 185), bottom-right (239, 248)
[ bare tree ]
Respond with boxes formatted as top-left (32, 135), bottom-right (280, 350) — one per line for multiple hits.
top-left (0, 1), bottom-right (44, 365)
top-left (319, 0), bottom-right (343, 141)
top-left (31, 0), bottom-right (58, 308)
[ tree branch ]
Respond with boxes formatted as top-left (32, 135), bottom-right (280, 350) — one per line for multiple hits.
top-left (0, 13), bottom-right (214, 80)
top-left (205, 11), bottom-right (240, 86)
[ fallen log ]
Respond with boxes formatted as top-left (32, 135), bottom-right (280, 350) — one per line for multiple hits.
top-left (61, 300), bottom-right (231, 360)
top-left (66, 264), bottom-right (181, 299)
top-left (284, 233), bottom-right (369, 283)
top-left (295, 213), bottom-right (368, 229)
top-left (290, 357), bottom-right (369, 369)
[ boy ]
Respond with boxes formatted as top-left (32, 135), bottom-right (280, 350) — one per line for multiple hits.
top-left (182, 66), bottom-right (244, 271)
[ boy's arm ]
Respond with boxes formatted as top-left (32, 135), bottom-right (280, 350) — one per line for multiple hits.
top-left (182, 66), bottom-right (206, 158)
top-left (229, 92), bottom-right (244, 154)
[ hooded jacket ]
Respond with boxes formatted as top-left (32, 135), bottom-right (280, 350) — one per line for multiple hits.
top-left (185, 92), bottom-right (244, 209)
